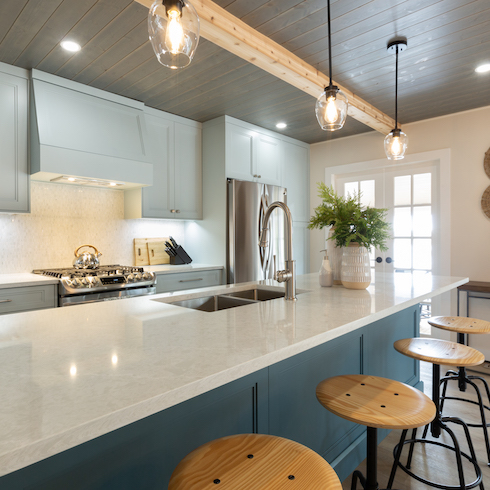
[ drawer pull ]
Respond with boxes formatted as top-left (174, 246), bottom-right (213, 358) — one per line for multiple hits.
top-left (0, 299), bottom-right (13, 303)
top-left (179, 278), bottom-right (203, 283)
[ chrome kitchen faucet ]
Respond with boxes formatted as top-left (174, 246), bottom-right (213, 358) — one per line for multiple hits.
top-left (259, 201), bottom-right (297, 301)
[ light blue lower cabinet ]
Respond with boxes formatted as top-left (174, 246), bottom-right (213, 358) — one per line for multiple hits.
top-left (0, 306), bottom-right (420, 488)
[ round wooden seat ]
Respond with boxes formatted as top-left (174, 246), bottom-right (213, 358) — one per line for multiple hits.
top-left (316, 374), bottom-right (435, 430)
top-left (428, 316), bottom-right (490, 334)
top-left (394, 337), bottom-right (484, 367)
top-left (168, 433), bottom-right (342, 490)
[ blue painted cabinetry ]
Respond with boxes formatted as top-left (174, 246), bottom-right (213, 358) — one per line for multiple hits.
top-left (0, 306), bottom-right (419, 488)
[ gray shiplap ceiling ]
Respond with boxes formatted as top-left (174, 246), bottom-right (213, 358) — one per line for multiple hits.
top-left (1, 0), bottom-right (489, 144)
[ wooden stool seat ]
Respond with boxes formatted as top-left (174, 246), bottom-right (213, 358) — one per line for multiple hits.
top-left (168, 433), bottom-right (342, 490)
top-left (428, 316), bottom-right (490, 334)
top-left (316, 374), bottom-right (435, 430)
top-left (394, 337), bottom-right (484, 367)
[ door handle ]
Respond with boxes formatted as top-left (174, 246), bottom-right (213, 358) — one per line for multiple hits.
top-left (376, 257), bottom-right (382, 263)
top-left (178, 278), bottom-right (203, 283)
top-left (0, 299), bottom-right (12, 303)
top-left (386, 257), bottom-right (393, 264)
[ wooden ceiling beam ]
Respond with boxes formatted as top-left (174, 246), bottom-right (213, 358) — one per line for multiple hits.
top-left (135, 0), bottom-right (396, 134)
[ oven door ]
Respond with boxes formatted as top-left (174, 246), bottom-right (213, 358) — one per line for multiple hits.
top-left (60, 286), bottom-right (156, 306)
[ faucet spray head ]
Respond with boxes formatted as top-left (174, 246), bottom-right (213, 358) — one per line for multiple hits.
top-left (259, 228), bottom-right (269, 248)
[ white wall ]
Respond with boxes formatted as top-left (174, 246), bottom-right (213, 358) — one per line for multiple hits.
top-left (0, 182), bottom-right (185, 273)
top-left (310, 105), bottom-right (490, 286)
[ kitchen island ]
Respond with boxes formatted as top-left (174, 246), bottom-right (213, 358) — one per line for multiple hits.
top-left (0, 272), bottom-right (466, 488)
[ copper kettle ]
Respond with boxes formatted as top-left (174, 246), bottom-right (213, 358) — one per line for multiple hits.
top-left (73, 245), bottom-right (102, 269)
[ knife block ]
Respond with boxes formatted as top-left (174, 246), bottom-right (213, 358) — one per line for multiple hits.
top-left (170, 245), bottom-right (192, 265)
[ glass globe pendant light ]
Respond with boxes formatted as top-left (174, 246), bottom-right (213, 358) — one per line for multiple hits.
top-left (148, 0), bottom-right (200, 70)
top-left (315, 0), bottom-right (348, 131)
top-left (384, 39), bottom-right (408, 160)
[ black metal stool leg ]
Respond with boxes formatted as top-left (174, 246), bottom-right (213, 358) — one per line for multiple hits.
top-left (405, 428), bottom-right (417, 469)
top-left (443, 416), bottom-right (484, 490)
top-left (387, 429), bottom-right (407, 489)
top-left (350, 427), bottom-right (379, 490)
top-left (351, 470), bottom-right (366, 490)
top-left (442, 421), bottom-right (470, 490)
top-left (366, 427), bottom-right (379, 490)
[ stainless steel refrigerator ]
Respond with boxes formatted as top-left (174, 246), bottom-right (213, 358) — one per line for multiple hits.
top-left (227, 178), bottom-right (286, 284)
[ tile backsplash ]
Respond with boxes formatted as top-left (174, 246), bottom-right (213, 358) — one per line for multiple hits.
top-left (0, 182), bottom-right (185, 273)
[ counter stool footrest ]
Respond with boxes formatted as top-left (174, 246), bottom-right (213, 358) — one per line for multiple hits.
top-left (440, 372), bottom-right (490, 465)
top-left (389, 439), bottom-right (482, 490)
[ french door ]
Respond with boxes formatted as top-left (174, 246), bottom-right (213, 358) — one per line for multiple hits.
top-left (335, 161), bottom-right (440, 318)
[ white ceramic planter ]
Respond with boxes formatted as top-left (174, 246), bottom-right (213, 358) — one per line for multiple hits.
top-left (341, 243), bottom-right (371, 289)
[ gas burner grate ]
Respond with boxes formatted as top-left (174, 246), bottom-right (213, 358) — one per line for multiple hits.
top-left (33, 265), bottom-right (144, 278)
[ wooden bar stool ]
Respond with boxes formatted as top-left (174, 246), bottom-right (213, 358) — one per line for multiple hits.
top-left (393, 338), bottom-right (484, 490)
top-left (429, 316), bottom-right (490, 465)
top-left (316, 374), bottom-right (435, 490)
top-left (168, 433), bottom-right (342, 489)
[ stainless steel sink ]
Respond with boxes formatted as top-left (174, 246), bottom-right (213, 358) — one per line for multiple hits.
top-left (161, 287), bottom-right (289, 312)
top-left (226, 288), bottom-right (286, 301)
top-left (169, 294), bottom-right (256, 312)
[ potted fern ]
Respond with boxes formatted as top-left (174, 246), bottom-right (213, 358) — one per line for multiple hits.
top-left (308, 183), bottom-right (391, 289)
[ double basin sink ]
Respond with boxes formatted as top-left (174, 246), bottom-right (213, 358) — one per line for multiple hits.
top-left (155, 287), bottom-right (287, 313)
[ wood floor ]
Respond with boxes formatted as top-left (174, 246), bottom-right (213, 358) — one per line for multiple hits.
top-left (341, 361), bottom-right (490, 489)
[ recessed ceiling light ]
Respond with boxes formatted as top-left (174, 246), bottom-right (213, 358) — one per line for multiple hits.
top-left (276, 122), bottom-right (287, 129)
top-left (60, 40), bottom-right (81, 52)
top-left (475, 63), bottom-right (490, 74)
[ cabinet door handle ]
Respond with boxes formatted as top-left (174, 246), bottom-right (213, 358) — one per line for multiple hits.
top-left (179, 278), bottom-right (203, 283)
top-left (258, 175), bottom-right (261, 178)
top-left (0, 299), bottom-right (12, 303)
top-left (176, 209), bottom-right (181, 213)
top-left (170, 209), bottom-right (176, 213)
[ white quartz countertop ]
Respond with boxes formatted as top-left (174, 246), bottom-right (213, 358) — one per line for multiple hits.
top-left (0, 273), bottom-right (59, 289)
top-left (0, 264), bottom-right (222, 289)
top-left (0, 272), bottom-right (467, 477)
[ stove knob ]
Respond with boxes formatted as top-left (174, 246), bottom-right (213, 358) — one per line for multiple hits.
top-left (127, 274), bottom-right (134, 283)
top-left (134, 273), bottom-right (143, 281)
top-left (72, 278), bottom-right (82, 288)
top-left (81, 278), bottom-right (89, 286)
top-left (142, 272), bottom-right (152, 280)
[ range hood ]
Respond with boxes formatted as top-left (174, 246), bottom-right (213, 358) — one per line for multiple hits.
top-left (30, 70), bottom-right (153, 189)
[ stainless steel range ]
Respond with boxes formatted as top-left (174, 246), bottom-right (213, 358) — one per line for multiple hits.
top-left (33, 265), bottom-right (156, 306)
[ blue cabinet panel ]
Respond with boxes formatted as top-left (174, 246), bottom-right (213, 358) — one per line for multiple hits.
top-left (362, 305), bottom-right (420, 385)
top-left (268, 331), bottom-right (364, 470)
top-left (0, 369), bottom-right (268, 489)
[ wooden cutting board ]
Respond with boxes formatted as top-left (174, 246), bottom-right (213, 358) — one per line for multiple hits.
top-left (147, 240), bottom-right (170, 265)
top-left (133, 237), bottom-right (170, 266)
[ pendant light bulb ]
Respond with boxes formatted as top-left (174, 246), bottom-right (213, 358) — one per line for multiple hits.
top-left (325, 95), bottom-right (339, 123)
top-left (384, 129), bottom-right (408, 161)
top-left (148, 0), bottom-right (200, 70)
top-left (166, 9), bottom-right (185, 54)
top-left (316, 87), bottom-right (348, 131)
top-left (384, 39), bottom-right (408, 160)
top-left (316, 0), bottom-right (348, 131)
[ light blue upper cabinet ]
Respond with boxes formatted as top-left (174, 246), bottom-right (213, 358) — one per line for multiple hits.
top-left (141, 112), bottom-right (174, 218)
top-left (225, 125), bottom-right (255, 182)
top-left (125, 108), bottom-right (202, 220)
top-left (225, 119), bottom-right (282, 186)
top-left (0, 63), bottom-right (29, 213)
top-left (282, 141), bottom-right (310, 222)
top-left (174, 122), bottom-right (202, 220)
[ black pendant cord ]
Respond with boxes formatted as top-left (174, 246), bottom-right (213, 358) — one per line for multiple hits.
top-left (394, 44), bottom-right (398, 130)
top-left (327, 0), bottom-right (333, 89)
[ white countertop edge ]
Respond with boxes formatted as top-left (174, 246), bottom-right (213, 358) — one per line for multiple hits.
top-left (0, 276), bottom-right (468, 476)
top-left (0, 274), bottom-right (59, 289)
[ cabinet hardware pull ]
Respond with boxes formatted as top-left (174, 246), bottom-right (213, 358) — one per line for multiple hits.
top-left (0, 299), bottom-right (13, 303)
top-left (176, 209), bottom-right (181, 213)
top-left (171, 209), bottom-right (176, 213)
top-left (258, 175), bottom-right (261, 178)
top-left (179, 278), bottom-right (203, 283)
